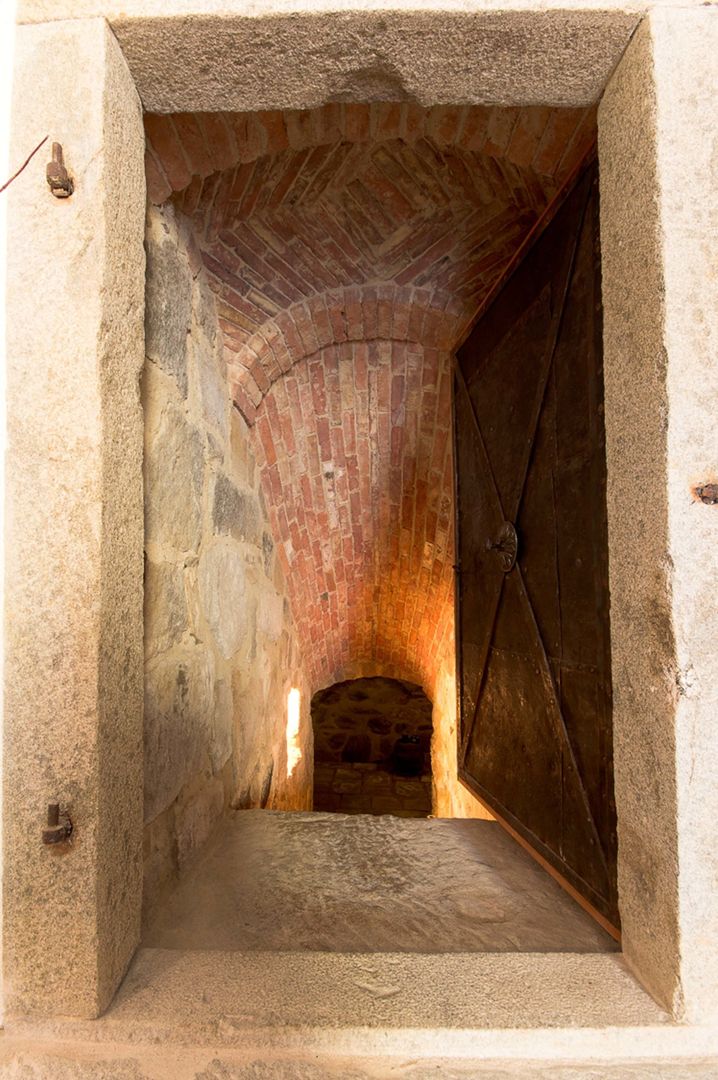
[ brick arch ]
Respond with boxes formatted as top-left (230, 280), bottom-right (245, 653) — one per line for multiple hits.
top-left (144, 102), bottom-right (595, 207)
top-left (152, 104), bottom-right (595, 427)
top-left (251, 339), bottom-right (455, 695)
top-left (224, 284), bottom-right (460, 424)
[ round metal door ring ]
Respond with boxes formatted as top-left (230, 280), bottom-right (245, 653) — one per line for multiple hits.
top-left (485, 521), bottom-right (518, 572)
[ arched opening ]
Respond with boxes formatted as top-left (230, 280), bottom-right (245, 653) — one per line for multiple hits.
top-left (312, 676), bottom-right (432, 817)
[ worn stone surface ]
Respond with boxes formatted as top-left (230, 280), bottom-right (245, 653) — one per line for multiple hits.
top-left (145, 207), bottom-right (191, 395)
top-left (212, 474), bottom-right (261, 546)
top-left (254, 585), bottom-right (284, 643)
top-left (2, 1044), bottom-right (717, 1080)
top-left (648, 6), bottom-right (718, 1025)
top-left (0, 1054), bottom-right (148, 1078)
top-left (44, 944), bottom-right (669, 1038)
top-left (144, 398), bottom-right (203, 554)
top-left (144, 560), bottom-right (187, 659)
top-left (4, 19), bottom-right (145, 1018)
top-left (143, 811), bottom-right (616, 953)
top-left (198, 542), bottom-right (249, 659)
top-left (175, 776), bottom-right (226, 869)
top-left (144, 644), bottom-right (214, 822)
top-left (18, 3), bottom-right (640, 111)
top-left (598, 7), bottom-right (718, 1021)
top-left (209, 677), bottom-right (234, 774)
top-left (188, 284), bottom-right (228, 443)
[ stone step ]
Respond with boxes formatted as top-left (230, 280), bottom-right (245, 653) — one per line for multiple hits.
top-left (2, 948), bottom-right (716, 1078)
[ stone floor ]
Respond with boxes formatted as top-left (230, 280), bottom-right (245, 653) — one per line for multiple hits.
top-left (143, 809), bottom-right (615, 953)
top-left (5, 811), bottom-right (717, 1078)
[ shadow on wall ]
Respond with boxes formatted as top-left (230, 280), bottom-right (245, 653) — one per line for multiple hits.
top-left (311, 676), bottom-right (432, 817)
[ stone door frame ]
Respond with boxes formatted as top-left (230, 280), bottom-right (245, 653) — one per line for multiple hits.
top-left (5, 1), bottom-right (718, 1028)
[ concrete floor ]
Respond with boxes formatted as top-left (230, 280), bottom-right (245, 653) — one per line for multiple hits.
top-left (143, 809), bottom-right (616, 953)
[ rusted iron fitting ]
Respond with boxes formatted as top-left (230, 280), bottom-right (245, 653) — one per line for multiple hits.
top-left (46, 142), bottom-right (73, 198)
top-left (42, 802), bottom-right (73, 845)
top-left (692, 483), bottom-right (718, 505)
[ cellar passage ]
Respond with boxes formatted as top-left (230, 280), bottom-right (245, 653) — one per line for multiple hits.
top-left (312, 676), bottom-right (433, 816)
top-left (141, 101), bottom-right (599, 898)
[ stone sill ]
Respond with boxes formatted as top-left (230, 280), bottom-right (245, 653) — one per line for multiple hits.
top-left (3, 949), bottom-right (717, 1067)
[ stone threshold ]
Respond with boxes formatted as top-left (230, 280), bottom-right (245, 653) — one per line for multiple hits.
top-left (2, 949), bottom-right (717, 1067)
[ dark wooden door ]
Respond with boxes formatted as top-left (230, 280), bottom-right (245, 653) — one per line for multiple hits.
top-left (453, 161), bottom-right (618, 927)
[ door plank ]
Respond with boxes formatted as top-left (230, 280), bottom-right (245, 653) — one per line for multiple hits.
top-left (454, 160), bottom-right (618, 926)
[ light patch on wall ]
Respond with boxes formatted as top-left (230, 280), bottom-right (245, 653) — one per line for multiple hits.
top-left (286, 688), bottom-right (302, 778)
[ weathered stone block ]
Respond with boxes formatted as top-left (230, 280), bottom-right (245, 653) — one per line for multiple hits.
top-left (212, 473), bottom-right (261, 545)
top-left (396, 779), bottom-right (427, 799)
top-left (256, 588), bottom-right (285, 642)
top-left (403, 797), bottom-right (431, 812)
top-left (368, 715), bottom-right (392, 734)
top-left (191, 321), bottom-right (228, 443)
top-left (313, 763), bottom-right (336, 785)
top-left (209, 677), bottom-right (234, 774)
top-left (371, 795), bottom-right (402, 813)
top-left (145, 206), bottom-right (192, 396)
top-left (145, 403), bottom-right (204, 553)
top-left (234, 756), bottom-right (275, 809)
top-left (338, 795), bottom-right (368, 813)
top-left (261, 530), bottom-right (275, 576)
top-left (332, 767), bottom-right (362, 794)
top-left (144, 644), bottom-right (214, 822)
top-left (364, 770), bottom-right (393, 793)
top-left (176, 777), bottom-right (225, 869)
top-left (144, 558), bottom-right (187, 658)
top-left (5, 17), bottom-right (146, 1018)
top-left (342, 733), bottom-right (371, 762)
top-left (198, 542), bottom-right (251, 659)
top-left (230, 407), bottom-right (256, 488)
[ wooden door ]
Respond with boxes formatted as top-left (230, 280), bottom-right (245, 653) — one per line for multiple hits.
top-left (453, 161), bottom-right (618, 927)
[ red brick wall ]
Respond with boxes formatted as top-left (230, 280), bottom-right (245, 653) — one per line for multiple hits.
top-left (253, 338), bottom-right (454, 691)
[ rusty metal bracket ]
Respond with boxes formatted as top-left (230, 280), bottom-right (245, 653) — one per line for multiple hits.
top-left (42, 802), bottom-right (73, 845)
top-left (693, 483), bottom-right (718, 505)
top-left (46, 143), bottom-right (73, 198)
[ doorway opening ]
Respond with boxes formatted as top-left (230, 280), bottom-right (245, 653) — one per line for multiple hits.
top-left (139, 99), bottom-right (619, 973)
top-left (312, 676), bottom-right (432, 817)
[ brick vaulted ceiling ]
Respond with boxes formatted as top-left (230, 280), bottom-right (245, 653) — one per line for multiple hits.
top-left (145, 103), bottom-right (596, 694)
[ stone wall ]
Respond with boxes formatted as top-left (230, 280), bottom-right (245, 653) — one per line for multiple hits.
top-left (142, 203), bottom-right (312, 916)
top-left (312, 677), bottom-right (432, 766)
top-left (311, 677), bottom-right (432, 816)
top-left (314, 763), bottom-right (431, 818)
